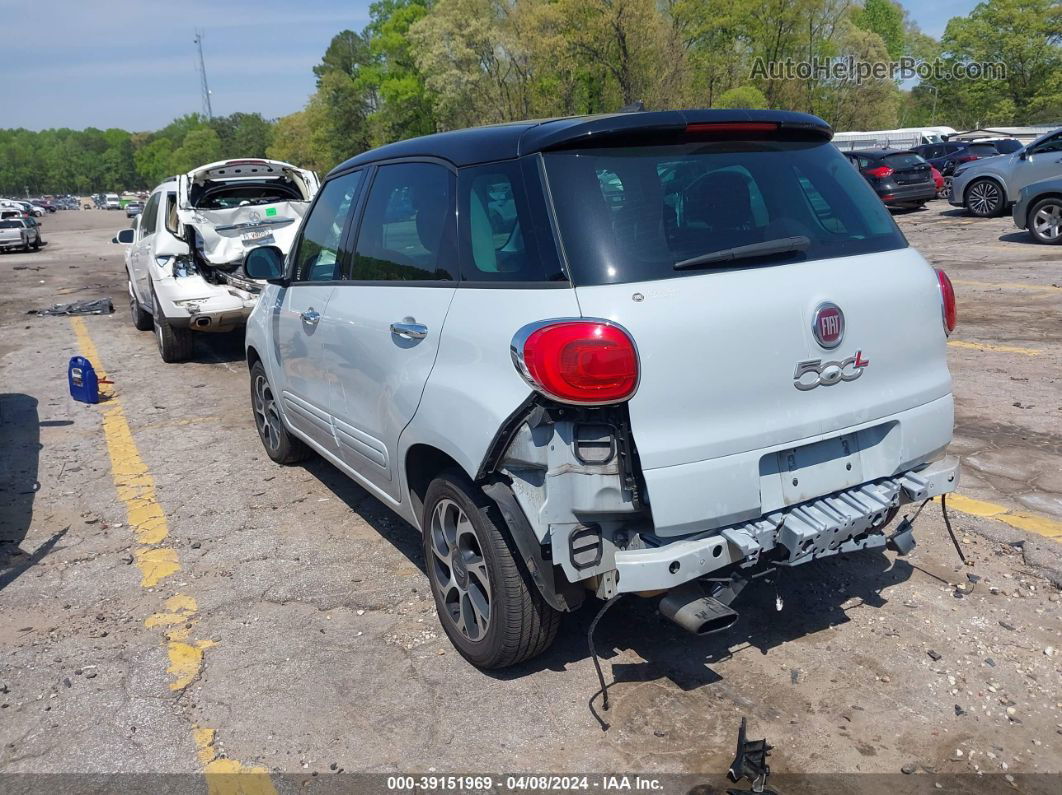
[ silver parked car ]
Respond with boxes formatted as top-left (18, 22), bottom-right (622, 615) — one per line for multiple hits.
top-left (1012, 176), bottom-right (1062, 244)
top-left (242, 110), bottom-right (960, 669)
top-left (949, 127), bottom-right (1062, 217)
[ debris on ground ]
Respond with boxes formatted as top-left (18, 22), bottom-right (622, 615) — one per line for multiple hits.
top-left (29, 297), bottom-right (114, 316)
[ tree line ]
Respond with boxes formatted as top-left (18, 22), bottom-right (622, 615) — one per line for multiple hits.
top-left (2, 0), bottom-right (1058, 195)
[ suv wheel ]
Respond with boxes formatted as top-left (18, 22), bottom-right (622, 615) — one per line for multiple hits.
top-left (249, 361), bottom-right (311, 464)
top-left (966, 178), bottom-right (1004, 217)
top-left (1028, 197), bottom-right (1062, 245)
top-left (423, 470), bottom-right (560, 669)
top-left (152, 287), bottom-right (194, 363)
top-left (129, 280), bottom-right (152, 331)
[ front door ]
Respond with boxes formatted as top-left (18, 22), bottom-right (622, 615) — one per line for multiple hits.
top-left (324, 161), bottom-right (458, 501)
top-left (274, 169), bottom-right (365, 454)
top-left (1014, 131), bottom-right (1062, 195)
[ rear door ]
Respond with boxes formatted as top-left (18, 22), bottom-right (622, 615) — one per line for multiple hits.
top-left (275, 169), bottom-right (365, 453)
top-left (322, 161), bottom-right (458, 500)
top-left (133, 192), bottom-right (160, 303)
top-left (542, 136), bottom-right (951, 473)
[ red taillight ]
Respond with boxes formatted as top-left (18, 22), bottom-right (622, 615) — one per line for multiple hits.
top-left (936, 269), bottom-right (957, 335)
top-left (685, 122), bottom-right (778, 134)
top-left (866, 166), bottom-right (893, 178)
top-left (956, 154), bottom-right (978, 163)
top-left (516, 321), bottom-right (638, 404)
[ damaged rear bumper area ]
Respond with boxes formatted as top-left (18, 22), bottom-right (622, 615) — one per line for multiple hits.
top-left (614, 455), bottom-right (959, 594)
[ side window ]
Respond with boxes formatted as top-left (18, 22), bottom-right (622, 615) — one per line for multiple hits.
top-left (140, 193), bottom-right (160, 238)
top-left (1031, 133), bottom-right (1062, 155)
top-left (164, 192), bottom-right (180, 236)
top-left (458, 161), bottom-right (551, 282)
top-left (351, 162), bottom-right (456, 282)
top-left (292, 169), bottom-right (364, 282)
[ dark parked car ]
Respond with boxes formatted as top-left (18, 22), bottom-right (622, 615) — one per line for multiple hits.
top-left (911, 140), bottom-right (1016, 176)
top-left (844, 149), bottom-right (936, 209)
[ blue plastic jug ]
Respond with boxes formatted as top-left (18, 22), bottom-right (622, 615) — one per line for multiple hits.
top-left (68, 356), bottom-right (100, 404)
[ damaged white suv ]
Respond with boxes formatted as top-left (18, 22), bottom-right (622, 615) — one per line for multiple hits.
top-left (243, 110), bottom-right (960, 669)
top-left (116, 159), bottom-right (319, 362)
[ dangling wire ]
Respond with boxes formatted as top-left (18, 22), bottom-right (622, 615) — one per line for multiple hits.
top-left (588, 593), bottom-right (623, 712)
top-left (940, 494), bottom-right (968, 565)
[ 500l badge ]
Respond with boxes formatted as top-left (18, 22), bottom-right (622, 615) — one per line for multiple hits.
top-left (793, 351), bottom-right (870, 391)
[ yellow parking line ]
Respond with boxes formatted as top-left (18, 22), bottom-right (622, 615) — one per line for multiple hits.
top-left (69, 318), bottom-right (275, 793)
top-left (951, 279), bottom-right (1060, 293)
top-left (937, 493), bottom-right (1062, 539)
top-left (947, 340), bottom-right (1041, 356)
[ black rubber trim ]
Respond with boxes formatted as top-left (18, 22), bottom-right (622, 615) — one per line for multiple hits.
top-left (482, 480), bottom-right (584, 613)
top-left (475, 392), bottom-right (542, 482)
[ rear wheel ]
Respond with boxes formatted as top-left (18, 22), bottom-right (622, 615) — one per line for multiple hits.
top-left (249, 361), bottom-right (311, 464)
top-left (1028, 197), bottom-right (1062, 244)
top-left (423, 470), bottom-right (560, 669)
top-left (965, 178), bottom-right (1004, 217)
top-left (152, 287), bottom-right (194, 363)
top-left (129, 280), bottom-right (152, 331)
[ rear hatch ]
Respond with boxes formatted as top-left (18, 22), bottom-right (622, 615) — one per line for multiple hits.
top-left (542, 128), bottom-right (951, 524)
top-left (882, 152), bottom-right (932, 185)
top-left (177, 159), bottom-right (320, 266)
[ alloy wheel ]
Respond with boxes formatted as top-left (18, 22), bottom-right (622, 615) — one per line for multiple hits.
top-left (252, 374), bottom-right (282, 452)
top-left (968, 181), bottom-right (1000, 215)
top-left (428, 498), bottom-right (492, 641)
top-left (1032, 203), bottom-right (1062, 242)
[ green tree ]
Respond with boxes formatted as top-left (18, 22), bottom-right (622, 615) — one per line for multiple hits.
top-left (716, 85), bottom-right (769, 109)
top-left (852, 0), bottom-right (905, 59)
top-left (168, 127), bottom-right (223, 174)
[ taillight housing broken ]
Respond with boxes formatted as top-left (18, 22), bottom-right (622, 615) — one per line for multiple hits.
top-left (936, 268), bottom-right (957, 335)
top-left (511, 320), bottom-right (639, 404)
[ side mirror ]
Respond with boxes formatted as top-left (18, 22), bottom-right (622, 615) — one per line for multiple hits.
top-left (112, 228), bottom-right (135, 245)
top-left (244, 245), bottom-right (286, 284)
top-left (1019, 150), bottom-right (1028, 160)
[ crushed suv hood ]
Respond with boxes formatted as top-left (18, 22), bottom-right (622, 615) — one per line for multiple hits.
top-left (176, 159), bottom-right (320, 268)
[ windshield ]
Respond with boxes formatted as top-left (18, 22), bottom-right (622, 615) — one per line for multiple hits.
top-left (968, 143), bottom-right (1000, 156)
top-left (543, 140), bottom-right (906, 286)
top-left (0, 220), bottom-right (21, 228)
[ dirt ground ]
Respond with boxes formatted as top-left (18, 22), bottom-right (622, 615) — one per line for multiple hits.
top-left (0, 206), bottom-right (1059, 791)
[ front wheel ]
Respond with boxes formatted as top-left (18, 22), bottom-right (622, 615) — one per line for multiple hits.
top-left (965, 178), bottom-right (1004, 217)
top-left (1028, 197), bottom-right (1062, 244)
top-left (129, 280), bottom-right (152, 331)
top-left (423, 470), bottom-right (560, 669)
top-left (249, 361), bottom-right (311, 464)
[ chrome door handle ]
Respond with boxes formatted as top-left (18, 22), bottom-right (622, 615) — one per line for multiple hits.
top-left (300, 308), bottom-right (320, 326)
top-left (390, 319), bottom-right (428, 340)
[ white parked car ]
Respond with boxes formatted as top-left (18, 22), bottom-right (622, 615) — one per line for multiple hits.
top-left (114, 158), bottom-right (319, 361)
top-left (242, 110), bottom-right (960, 669)
top-left (0, 218), bottom-right (32, 251)
top-left (104, 193), bottom-right (122, 210)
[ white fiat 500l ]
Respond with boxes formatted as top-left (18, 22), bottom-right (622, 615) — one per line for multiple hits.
top-left (114, 159), bottom-right (319, 362)
top-left (243, 110), bottom-right (960, 669)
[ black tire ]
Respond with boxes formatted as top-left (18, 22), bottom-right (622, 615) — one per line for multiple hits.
top-left (129, 279), bottom-right (152, 331)
top-left (31, 236), bottom-right (40, 251)
top-left (249, 361), bottom-right (312, 464)
top-left (423, 469), bottom-right (560, 669)
top-left (152, 287), bottom-right (194, 363)
top-left (965, 178), bottom-right (1004, 217)
top-left (1027, 197), bottom-right (1062, 245)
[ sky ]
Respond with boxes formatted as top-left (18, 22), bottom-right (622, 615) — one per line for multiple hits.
top-left (0, 0), bottom-right (979, 133)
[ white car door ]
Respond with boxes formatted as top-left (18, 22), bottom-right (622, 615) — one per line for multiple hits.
top-left (275, 169), bottom-right (366, 455)
top-left (134, 192), bottom-right (161, 304)
top-left (323, 162), bottom-right (458, 501)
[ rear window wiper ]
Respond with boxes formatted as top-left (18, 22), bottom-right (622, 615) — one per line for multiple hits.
top-left (673, 235), bottom-right (811, 270)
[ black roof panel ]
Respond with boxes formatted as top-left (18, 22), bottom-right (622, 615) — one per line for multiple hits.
top-left (327, 109), bottom-right (833, 176)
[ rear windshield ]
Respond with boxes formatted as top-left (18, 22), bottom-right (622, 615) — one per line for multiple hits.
top-left (883, 152), bottom-right (926, 168)
top-left (968, 143), bottom-right (1000, 156)
top-left (194, 182), bottom-right (302, 209)
top-left (543, 140), bottom-right (906, 286)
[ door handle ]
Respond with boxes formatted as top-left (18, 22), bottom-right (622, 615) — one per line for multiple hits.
top-left (300, 308), bottom-right (320, 326)
top-left (390, 319), bottom-right (428, 340)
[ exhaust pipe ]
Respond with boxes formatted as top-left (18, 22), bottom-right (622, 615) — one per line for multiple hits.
top-left (194, 316), bottom-right (211, 328)
top-left (660, 582), bottom-right (741, 635)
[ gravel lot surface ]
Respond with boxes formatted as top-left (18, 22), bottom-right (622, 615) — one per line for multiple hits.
top-left (0, 206), bottom-right (1059, 790)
